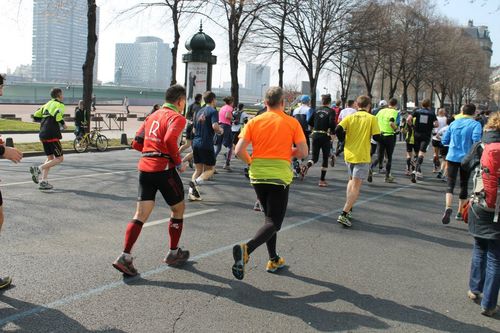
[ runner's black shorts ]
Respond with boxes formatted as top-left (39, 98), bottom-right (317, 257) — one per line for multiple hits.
top-left (232, 130), bottom-right (240, 145)
top-left (0, 190), bottom-right (3, 206)
top-left (192, 146), bottom-right (216, 166)
top-left (138, 169), bottom-right (184, 206)
top-left (439, 146), bottom-right (449, 158)
top-left (413, 134), bottom-right (430, 153)
top-left (42, 140), bottom-right (63, 157)
top-left (431, 139), bottom-right (442, 148)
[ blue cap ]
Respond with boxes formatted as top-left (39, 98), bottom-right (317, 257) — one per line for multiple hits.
top-left (300, 95), bottom-right (310, 103)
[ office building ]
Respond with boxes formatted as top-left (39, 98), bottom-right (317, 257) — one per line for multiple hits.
top-left (245, 63), bottom-right (270, 97)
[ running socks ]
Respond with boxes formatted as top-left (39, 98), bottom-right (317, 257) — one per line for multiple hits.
top-left (416, 156), bottom-right (424, 172)
top-left (195, 177), bottom-right (205, 185)
top-left (168, 218), bottom-right (183, 250)
top-left (123, 219), bottom-right (144, 253)
top-left (406, 158), bottom-right (411, 171)
top-left (320, 170), bottom-right (327, 181)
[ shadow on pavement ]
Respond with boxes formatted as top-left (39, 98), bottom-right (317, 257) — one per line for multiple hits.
top-left (46, 189), bottom-right (136, 201)
top-left (0, 293), bottom-right (125, 333)
top-left (127, 263), bottom-right (497, 332)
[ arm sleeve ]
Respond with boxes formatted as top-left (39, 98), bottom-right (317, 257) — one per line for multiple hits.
top-left (163, 116), bottom-right (186, 166)
top-left (307, 111), bottom-right (315, 127)
top-left (294, 121), bottom-right (307, 144)
top-left (335, 125), bottom-right (345, 142)
top-left (131, 122), bottom-right (146, 152)
top-left (441, 126), bottom-right (451, 145)
top-left (371, 116), bottom-right (381, 136)
top-left (472, 122), bottom-right (482, 143)
top-left (33, 107), bottom-right (43, 120)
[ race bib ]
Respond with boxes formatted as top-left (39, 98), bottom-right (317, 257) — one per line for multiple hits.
top-left (419, 114), bottom-right (429, 124)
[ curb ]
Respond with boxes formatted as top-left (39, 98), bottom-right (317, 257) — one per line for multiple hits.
top-left (22, 145), bottom-right (131, 157)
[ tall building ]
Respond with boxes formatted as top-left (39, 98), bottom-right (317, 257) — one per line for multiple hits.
top-left (245, 63), bottom-right (270, 97)
top-left (32, 0), bottom-right (99, 83)
top-left (115, 37), bottom-right (172, 89)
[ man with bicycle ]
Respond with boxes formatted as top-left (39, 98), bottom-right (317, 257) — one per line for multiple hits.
top-left (30, 88), bottom-right (66, 190)
top-left (112, 84), bottom-right (190, 276)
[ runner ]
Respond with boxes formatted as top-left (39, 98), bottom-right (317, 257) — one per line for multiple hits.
top-left (189, 91), bottom-right (223, 201)
top-left (231, 86), bottom-right (308, 280)
top-left (406, 99), bottom-right (438, 183)
top-left (336, 100), bottom-right (356, 156)
top-left (301, 94), bottom-right (336, 186)
top-left (374, 98), bottom-right (400, 183)
top-left (214, 96), bottom-right (234, 171)
top-left (432, 108), bottom-right (448, 173)
top-left (30, 88), bottom-right (67, 190)
top-left (335, 95), bottom-right (381, 227)
top-left (435, 117), bottom-right (453, 181)
top-left (441, 104), bottom-right (482, 224)
top-left (0, 75), bottom-right (24, 289)
top-left (180, 94), bottom-right (203, 168)
top-left (231, 103), bottom-right (248, 149)
top-left (112, 84), bottom-right (190, 276)
top-left (292, 95), bottom-right (312, 173)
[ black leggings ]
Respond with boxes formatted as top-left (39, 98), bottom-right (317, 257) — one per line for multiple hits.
top-left (377, 134), bottom-right (396, 175)
top-left (247, 184), bottom-right (290, 259)
top-left (446, 161), bottom-right (470, 199)
top-left (311, 134), bottom-right (331, 168)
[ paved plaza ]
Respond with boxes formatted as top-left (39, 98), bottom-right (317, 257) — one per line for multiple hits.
top-left (0, 146), bottom-right (498, 332)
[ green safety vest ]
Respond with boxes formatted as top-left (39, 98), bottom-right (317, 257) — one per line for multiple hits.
top-left (34, 99), bottom-right (65, 122)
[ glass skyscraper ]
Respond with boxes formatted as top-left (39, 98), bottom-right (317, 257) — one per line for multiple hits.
top-left (32, 0), bottom-right (99, 83)
top-left (115, 37), bottom-right (172, 89)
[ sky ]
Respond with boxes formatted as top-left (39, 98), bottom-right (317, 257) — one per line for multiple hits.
top-left (0, 0), bottom-right (499, 93)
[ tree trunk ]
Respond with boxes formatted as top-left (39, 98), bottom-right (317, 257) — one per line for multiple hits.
top-left (278, 1), bottom-right (287, 88)
top-left (170, 2), bottom-right (180, 86)
top-left (402, 82), bottom-right (409, 111)
top-left (82, 0), bottom-right (97, 133)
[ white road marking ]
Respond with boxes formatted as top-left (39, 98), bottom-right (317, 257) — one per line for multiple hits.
top-left (144, 209), bottom-right (218, 228)
top-left (0, 170), bottom-right (134, 187)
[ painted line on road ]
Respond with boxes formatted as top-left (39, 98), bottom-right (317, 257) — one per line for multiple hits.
top-left (0, 184), bottom-right (410, 326)
top-left (0, 170), bottom-right (134, 187)
top-left (144, 209), bottom-right (218, 228)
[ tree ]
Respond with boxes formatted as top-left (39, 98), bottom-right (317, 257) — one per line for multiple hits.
top-left (121, 1), bottom-right (204, 86)
top-left (208, 0), bottom-right (267, 106)
top-left (82, 0), bottom-right (98, 131)
top-left (329, 49), bottom-right (356, 107)
top-left (282, 0), bottom-right (358, 109)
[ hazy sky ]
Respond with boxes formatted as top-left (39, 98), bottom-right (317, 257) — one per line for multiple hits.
top-left (0, 0), bottom-right (498, 92)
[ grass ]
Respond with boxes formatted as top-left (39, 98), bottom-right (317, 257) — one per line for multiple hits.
top-left (14, 138), bottom-right (131, 153)
top-left (0, 119), bottom-right (75, 132)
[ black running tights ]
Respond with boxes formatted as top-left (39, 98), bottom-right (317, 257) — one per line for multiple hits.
top-left (446, 161), bottom-right (470, 199)
top-left (377, 134), bottom-right (396, 176)
top-left (246, 184), bottom-right (290, 259)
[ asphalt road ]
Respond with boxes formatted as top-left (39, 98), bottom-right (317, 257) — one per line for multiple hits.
top-left (0, 144), bottom-right (498, 332)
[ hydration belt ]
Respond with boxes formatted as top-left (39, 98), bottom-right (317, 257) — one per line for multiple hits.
top-left (141, 151), bottom-right (174, 170)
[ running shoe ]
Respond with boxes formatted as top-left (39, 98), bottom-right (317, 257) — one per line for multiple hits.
top-left (455, 212), bottom-right (463, 221)
top-left (367, 169), bottom-right (373, 183)
top-left (253, 201), bottom-right (263, 212)
top-left (300, 165), bottom-right (308, 180)
top-left (232, 243), bottom-right (249, 280)
top-left (436, 171), bottom-right (443, 179)
top-left (189, 181), bottom-right (201, 197)
top-left (442, 208), bottom-right (452, 224)
top-left (0, 276), bottom-right (12, 289)
top-left (481, 306), bottom-right (498, 317)
top-left (223, 164), bottom-right (232, 172)
top-left (266, 256), bottom-right (285, 273)
top-left (188, 160), bottom-right (194, 169)
top-left (164, 247), bottom-right (190, 266)
top-left (29, 165), bottom-right (41, 184)
top-left (318, 180), bottom-right (328, 187)
top-left (385, 175), bottom-right (395, 183)
top-left (416, 171), bottom-right (423, 179)
top-left (346, 211), bottom-right (353, 220)
top-left (112, 253), bottom-right (138, 276)
top-left (467, 290), bottom-right (481, 303)
top-left (39, 181), bottom-right (53, 190)
top-left (411, 171), bottom-right (417, 183)
top-left (329, 155), bottom-right (336, 167)
top-left (337, 214), bottom-right (352, 227)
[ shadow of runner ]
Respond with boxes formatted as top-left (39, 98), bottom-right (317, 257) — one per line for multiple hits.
top-left (126, 263), bottom-right (389, 332)
top-left (0, 293), bottom-right (126, 333)
top-left (282, 269), bottom-right (498, 332)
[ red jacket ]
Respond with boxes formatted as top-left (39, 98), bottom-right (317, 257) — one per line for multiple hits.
top-left (132, 107), bottom-right (186, 172)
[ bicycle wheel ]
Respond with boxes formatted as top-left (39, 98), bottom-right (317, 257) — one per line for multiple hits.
top-left (73, 137), bottom-right (88, 153)
top-left (94, 134), bottom-right (108, 152)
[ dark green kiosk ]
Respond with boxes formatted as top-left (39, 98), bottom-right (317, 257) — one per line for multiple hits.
top-left (182, 23), bottom-right (217, 103)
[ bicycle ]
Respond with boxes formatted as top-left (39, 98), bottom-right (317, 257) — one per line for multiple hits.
top-left (73, 126), bottom-right (109, 153)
